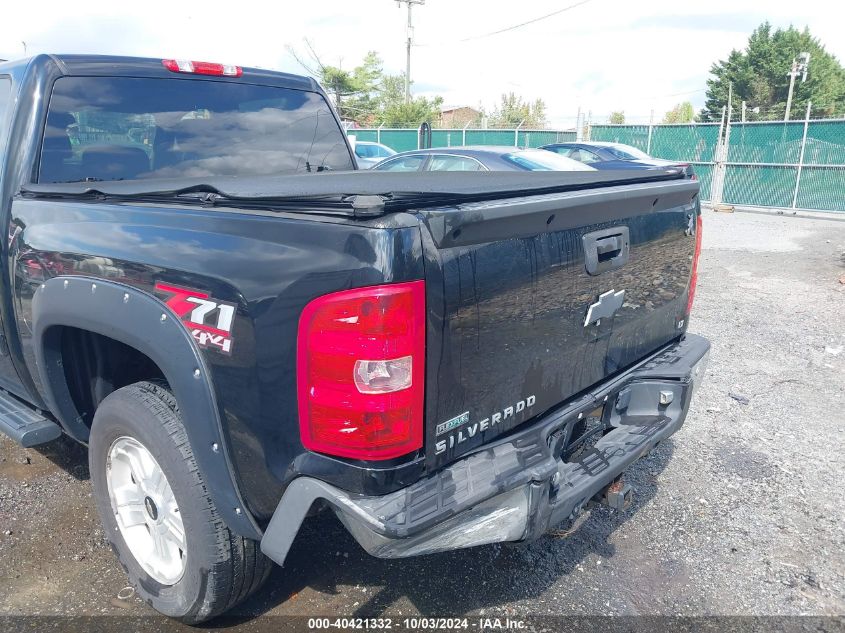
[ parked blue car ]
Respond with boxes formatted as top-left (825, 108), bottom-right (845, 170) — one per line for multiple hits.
top-left (540, 141), bottom-right (694, 177)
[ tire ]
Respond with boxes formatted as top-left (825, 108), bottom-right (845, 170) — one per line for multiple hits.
top-left (89, 381), bottom-right (272, 623)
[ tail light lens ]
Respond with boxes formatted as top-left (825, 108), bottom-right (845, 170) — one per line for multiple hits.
top-left (676, 163), bottom-right (697, 180)
top-left (686, 214), bottom-right (703, 314)
top-left (297, 281), bottom-right (425, 460)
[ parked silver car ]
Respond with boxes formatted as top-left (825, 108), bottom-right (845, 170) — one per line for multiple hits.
top-left (372, 147), bottom-right (595, 172)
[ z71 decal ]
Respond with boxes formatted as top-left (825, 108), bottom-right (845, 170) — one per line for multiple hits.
top-left (155, 282), bottom-right (237, 354)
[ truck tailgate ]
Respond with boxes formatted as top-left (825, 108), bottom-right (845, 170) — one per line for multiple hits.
top-left (417, 177), bottom-right (700, 465)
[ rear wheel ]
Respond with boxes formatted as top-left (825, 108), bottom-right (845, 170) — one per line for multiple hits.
top-left (89, 381), bottom-right (271, 623)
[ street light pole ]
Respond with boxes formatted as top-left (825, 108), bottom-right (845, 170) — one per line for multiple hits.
top-left (397, 0), bottom-right (425, 104)
top-left (785, 52), bottom-right (811, 122)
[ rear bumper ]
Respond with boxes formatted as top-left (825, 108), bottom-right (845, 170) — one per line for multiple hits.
top-left (261, 334), bottom-right (710, 564)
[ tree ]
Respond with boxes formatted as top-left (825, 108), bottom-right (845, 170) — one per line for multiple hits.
top-left (701, 23), bottom-right (845, 121)
top-left (344, 52), bottom-right (384, 124)
top-left (364, 72), bottom-right (442, 127)
top-left (319, 66), bottom-right (359, 120)
top-left (609, 111), bottom-right (625, 124)
top-left (663, 102), bottom-right (696, 124)
top-left (288, 44), bottom-right (445, 126)
top-left (287, 44), bottom-right (385, 123)
top-left (381, 95), bottom-right (445, 127)
top-left (489, 93), bottom-right (547, 128)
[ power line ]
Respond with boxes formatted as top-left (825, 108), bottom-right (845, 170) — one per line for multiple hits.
top-left (662, 88), bottom-right (706, 98)
top-left (460, 0), bottom-right (594, 42)
top-left (415, 0), bottom-right (594, 46)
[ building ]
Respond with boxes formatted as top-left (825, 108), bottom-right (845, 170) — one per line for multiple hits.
top-left (439, 106), bottom-right (482, 128)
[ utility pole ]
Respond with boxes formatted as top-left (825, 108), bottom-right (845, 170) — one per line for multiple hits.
top-left (396, 0), bottom-right (425, 104)
top-left (727, 82), bottom-right (733, 123)
top-left (575, 105), bottom-right (582, 141)
top-left (785, 52), bottom-right (810, 122)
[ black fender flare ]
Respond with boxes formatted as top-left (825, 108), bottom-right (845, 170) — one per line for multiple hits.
top-left (31, 276), bottom-right (261, 540)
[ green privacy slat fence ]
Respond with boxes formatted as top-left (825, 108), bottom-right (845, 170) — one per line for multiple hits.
top-left (588, 125), bottom-right (650, 152)
top-left (378, 129), bottom-right (419, 153)
top-left (796, 166), bottom-right (845, 212)
top-left (803, 122), bottom-right (845, 165)
top-left (348, 128), bottom-right (576, 151)
top-left (723, 165), bottom-right (798, 208)
top-left (348, 128), bottom-right (575, 152)
top-left (347, 120), bottom-right (845, 213)
top-left (349, 129), bottom-right (378, 143)
top-left (518, 130), bottom-right (577, 147)
top-left (431, 129), bottom-right (464, 147)
top-left (651, 125), bottom-right (721, 162)
top-left (463, 129), bottom-right (517, 146)
top-left (727, 122), bottom-right (804, 163)
top-left (693, 163), bottom-right (714, 201)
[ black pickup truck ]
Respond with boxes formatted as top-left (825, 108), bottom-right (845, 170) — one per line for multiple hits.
top-left (0, 55), bottom-right (709, 622)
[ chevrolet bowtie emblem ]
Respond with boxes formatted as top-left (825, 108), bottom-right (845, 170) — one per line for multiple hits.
top-left (584, 289), bottom-right (625, 327)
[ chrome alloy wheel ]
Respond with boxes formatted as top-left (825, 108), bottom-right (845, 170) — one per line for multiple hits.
top-left (106, 436), bottom-right (186, 585)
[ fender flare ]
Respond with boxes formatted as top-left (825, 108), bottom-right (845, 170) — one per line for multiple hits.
top-left (31, 276), bottom-right (261, 540)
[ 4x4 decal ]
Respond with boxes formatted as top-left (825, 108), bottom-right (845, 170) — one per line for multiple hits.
top-left (155, 282), bottom-right (236, 354)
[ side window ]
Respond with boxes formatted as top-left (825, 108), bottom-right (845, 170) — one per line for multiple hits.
top-left (426, 155), bottom-right (484, 171)
top-left (0, 77), bottom-right (12, 159)
top-left (375, 155), bottom-right (425, 172)
top-left (376, 145), bottom-right (393, 157)
top-left (355, 144), bottom-right (372, 159)
top-left (549, 146), bottom-right (573, 157)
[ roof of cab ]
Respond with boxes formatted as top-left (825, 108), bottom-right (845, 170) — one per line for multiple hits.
top-left (0, 54), bottom-right (319, 92)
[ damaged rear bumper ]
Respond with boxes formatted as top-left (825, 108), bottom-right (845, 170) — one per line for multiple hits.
top-left (261, 334), bottom-right (710, 565)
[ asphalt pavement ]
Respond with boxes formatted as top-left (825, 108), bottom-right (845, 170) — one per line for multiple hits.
top-left (1, 208), bottom-right (843, 629)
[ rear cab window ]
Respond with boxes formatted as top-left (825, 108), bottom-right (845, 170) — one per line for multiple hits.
top-left (39, 76), bottom-right (354, 183)
top-left (604, 144), bottom-right (651, 160)
top-left (426, 155), bottom-right (485, 172)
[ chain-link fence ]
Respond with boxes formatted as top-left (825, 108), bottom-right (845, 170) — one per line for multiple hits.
top-left (347, 116), bottom-right (845, 213)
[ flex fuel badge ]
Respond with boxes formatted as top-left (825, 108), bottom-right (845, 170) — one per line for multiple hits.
top-left (436, 411), bottom-right (470, 436)
top-left (155, 282), bottom-right (236, 354)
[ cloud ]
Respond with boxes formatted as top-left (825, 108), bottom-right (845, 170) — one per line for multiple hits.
top-left (2, 0), bottom-right (843, 127)
top-left (630, 13), bottom-right (765, 32)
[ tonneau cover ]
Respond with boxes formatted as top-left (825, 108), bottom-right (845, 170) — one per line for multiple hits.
top-left (21, 169), bottom-right (688, 216)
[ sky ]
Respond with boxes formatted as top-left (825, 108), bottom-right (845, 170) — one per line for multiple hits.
top-left (2, 0), bottom-right (843, 128)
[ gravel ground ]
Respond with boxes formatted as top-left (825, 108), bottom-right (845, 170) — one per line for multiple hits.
top-left (1, 209), bottom-right (843, 627)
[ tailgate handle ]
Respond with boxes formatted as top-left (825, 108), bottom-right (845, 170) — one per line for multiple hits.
top-left (583, 227), bottom-right (630, 276)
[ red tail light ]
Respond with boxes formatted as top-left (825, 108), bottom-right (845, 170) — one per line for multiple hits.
top-left (297, 281), bottom-right (425, 460)
top-left (674, 163), bottom-right (696, 180)
top-left (162, 59), bottom-right (242, 77)
top-left (686, 214), bottom-right (703, 314)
